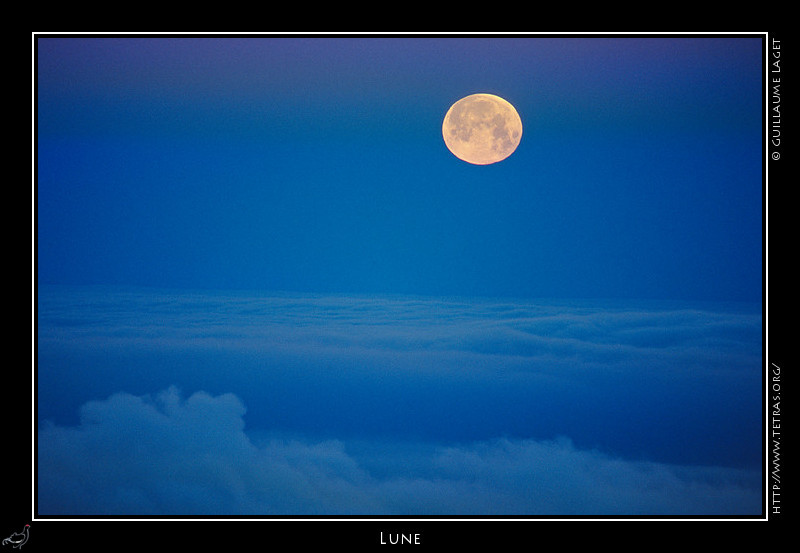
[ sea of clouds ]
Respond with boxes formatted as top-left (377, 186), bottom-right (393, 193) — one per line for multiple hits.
top-left (36, 286), bottom-right (763, 516)
top-left (38, 386), bottom-right (761, 516)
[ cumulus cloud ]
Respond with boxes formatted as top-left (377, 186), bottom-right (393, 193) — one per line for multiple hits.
top-left (37, 286), bottom-right (763, 487)
top-left (38, 387), bottom-right (761, 516)
top-left (38, 387), bottom-right (378, 515)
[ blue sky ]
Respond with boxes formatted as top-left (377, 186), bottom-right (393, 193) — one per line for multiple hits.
top-left (37, 36), bottom-right (762, 301)
top-left (35, 35), bottom-right (764, 517)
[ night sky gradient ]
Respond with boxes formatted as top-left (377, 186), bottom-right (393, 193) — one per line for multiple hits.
top-left (35, 35), bottom-right (764, 518)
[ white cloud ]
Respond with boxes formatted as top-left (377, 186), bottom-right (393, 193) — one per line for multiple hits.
top-left (38, 387), bottom-right (761, 516)
top-left (37, 287), bottom-right (763, 498)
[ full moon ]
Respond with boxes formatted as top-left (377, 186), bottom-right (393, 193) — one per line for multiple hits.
top-left (442, 93), bottom-right (523, 165)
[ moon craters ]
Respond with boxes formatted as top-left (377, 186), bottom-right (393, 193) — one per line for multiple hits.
top-left (442, 94), bottom-right (522, 165)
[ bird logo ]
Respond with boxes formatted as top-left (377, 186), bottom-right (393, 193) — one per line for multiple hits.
top-left (2, 525), bottom-right (29, 549)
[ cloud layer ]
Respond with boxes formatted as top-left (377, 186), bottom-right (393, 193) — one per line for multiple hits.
top-left (37, 287), bottom-right (763, 467)
top-left (37, 286), bottom-right (763, 515)
top-left (38, 386), bottom-right (761, 516)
